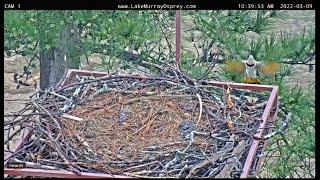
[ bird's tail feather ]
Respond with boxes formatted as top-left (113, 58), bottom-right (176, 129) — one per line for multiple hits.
top-left (243, 77), bottom-right (261, 84)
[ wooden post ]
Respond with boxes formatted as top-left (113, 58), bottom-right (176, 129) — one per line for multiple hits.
top-left (175, 10), bottom-right (181, 68)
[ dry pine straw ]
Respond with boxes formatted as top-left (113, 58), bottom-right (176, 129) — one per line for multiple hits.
top-left (55, 84), bottom-right (264, 175)
top-left (64, 90), bottom-right (210, 162)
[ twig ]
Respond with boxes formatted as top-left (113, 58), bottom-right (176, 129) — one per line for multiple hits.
top-left (178, 164), bottom-right (191, 178)
top-left (124, 94), bottom-right (196, 105)
top-left (5, 99), bottom-right (30, 102)
top-left (233, 106), bottom-right (242, 123)
top-left (31, 100), bottom-right (61, 130)
top-left (186, 135), bottom-right (235, 178)
top-left (60, 76), bottom-right (85, 112)
top-left (144, 141), bottom-right (188, 151)
top-left (124, 161), bottom-right (160, 172)
top-left (62, 114), bottom-right (85, 122)
top-left (215, 140), bottom-right (246, 178)
top-left (4, 126), bottom-right (23, 145)
top-left (56, 75), bottom-right (179, 93)
top-left (74, 134), bottom-right (94, 155)
top-left (254, 112), bottom-right (292, 140)
top-left (196, 93), bottom-right (203, 125)
top-left (141, 60), bottom-right (164, 70)
top-left (4, 129), bottom-right (39, 162)
top-left (186, 150), bottom-right (227, 178)
top-left (4, 113), bottom-right (44, 118)
top-left (48, 91), bottom-right (69, 100)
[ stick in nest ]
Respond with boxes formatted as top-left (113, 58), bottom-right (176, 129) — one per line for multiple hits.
top-left (62, 114), bottom-right (85, 122)
top-left (196, 93), bottom-right (203, 125)
top-left (185, 134), bottom-right (236, 178)
top-left (215, 140), bottom-right (246, 178)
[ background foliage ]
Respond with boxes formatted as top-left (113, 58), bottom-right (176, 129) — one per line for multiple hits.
top-left (4, 10), bottom-right (315, 178)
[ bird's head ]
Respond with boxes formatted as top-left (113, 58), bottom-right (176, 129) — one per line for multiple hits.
top-left (246, 55), bottom-right (256, 66)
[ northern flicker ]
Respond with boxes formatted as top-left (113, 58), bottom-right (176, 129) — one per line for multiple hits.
top-left (225, 55), bottom-right (279, 84)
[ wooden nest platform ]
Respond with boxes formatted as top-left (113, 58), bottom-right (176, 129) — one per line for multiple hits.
top-left (4, 66), bottom-right (280, 178)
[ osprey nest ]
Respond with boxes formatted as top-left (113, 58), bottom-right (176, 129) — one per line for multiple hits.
top-left (5, 61), bottom-right (283, 178)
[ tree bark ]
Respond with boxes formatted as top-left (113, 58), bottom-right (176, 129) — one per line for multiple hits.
top-left (39, 47), bottom-right (65, 91)
top-left (39, 23), bottom-right (80, 91)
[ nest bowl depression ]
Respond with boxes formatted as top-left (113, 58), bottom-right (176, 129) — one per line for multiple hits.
top-left (4, 69), bottom-right (279, 178)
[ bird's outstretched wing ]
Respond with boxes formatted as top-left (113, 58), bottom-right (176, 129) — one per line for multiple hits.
top-left (225, 59), bottom-right (246, 73)
top-left (257, 61), bottom-right (279, 75)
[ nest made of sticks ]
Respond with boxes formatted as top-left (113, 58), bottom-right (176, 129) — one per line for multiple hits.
top-left (4, 62), bottom-right (273, 178)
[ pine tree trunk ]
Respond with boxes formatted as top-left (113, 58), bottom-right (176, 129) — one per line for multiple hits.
top-left (39, 23), bottom-right (80, 90)
top-left (39, 47), bottom-right (65, 91)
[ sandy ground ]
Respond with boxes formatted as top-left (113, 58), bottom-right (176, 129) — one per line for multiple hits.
top-left (3, 10), bottom-right (315, 177)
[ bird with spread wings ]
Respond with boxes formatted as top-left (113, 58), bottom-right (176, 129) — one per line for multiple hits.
top-left (225, 55), bottom-right (279, 84)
